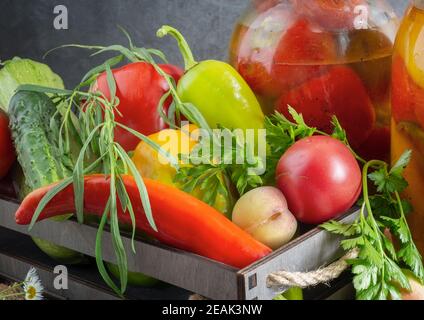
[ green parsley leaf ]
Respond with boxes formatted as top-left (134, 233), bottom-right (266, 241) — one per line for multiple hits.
top-left (321, 221), bottom-right (360, 237)
top-left (398, 243), bottom-right (424, 281)
top-left (174, 124), bottom-right (265, 212)
top-left (341, 236), bottom-right (365, 251)
top-left (368, 168), bottom-right (409, 194)
top-left (352, 263), bottom-right (378, 291)
top-left (356, 283), bottom-right (381, 300)
top-left (391, 150), bottom-right (412, 177)
top-left (322, 151), bottom-right (423, 299)
top-left (263, 109), bottom-right (316, 183)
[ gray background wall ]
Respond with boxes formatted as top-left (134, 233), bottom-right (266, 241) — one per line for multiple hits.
top-left (0, 0), bottom-right (409, 87)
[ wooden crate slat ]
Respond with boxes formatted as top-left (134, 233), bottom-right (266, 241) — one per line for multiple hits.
top-left (0, 194), bottom-right (359, 300)
top-left (0, 226), bottom-right (192, 300)
top-left (0, 251), bottom-right (119, 300)
top-left (0, 198), bottom-right (239, 300)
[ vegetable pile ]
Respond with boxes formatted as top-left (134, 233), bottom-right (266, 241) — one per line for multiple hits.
top-left (0, 25), bottom-right (423, 300)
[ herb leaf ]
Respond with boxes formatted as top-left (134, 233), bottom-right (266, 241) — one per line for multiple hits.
top-left (322, 151), bottom-right (424, 300)
top-left (263, 108), bottom-right (316, 183)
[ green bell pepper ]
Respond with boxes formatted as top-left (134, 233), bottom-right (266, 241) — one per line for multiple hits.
top-left (157, 26), bottom-right (265, 132)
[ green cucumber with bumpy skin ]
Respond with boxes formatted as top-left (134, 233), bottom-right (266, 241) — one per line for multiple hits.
top-left (8, 91), bottom-right (71, 189)
top-left (9, 91), bottom-right (86, 264)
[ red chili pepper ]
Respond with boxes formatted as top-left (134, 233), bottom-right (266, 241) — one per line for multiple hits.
top-left (276, 66), bottom-right (375, 149)
top-left (15, 175), bottom-right (272, 269)
top-left (91, 62), bottom-right (183, 152)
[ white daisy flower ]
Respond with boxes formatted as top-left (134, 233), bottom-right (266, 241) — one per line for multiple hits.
top-left (23, 268), bottom-right (44, 300)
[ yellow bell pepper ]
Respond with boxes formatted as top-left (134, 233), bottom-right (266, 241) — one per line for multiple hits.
top-left (132, 125), bottom-right (233, 217)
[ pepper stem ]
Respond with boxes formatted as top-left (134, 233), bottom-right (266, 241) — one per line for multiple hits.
top-left (157, 25), bottom-right (198, 71)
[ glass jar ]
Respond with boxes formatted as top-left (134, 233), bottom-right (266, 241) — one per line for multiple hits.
top-left (229, 0), bottom-right (399, 161)
top-left (392, 1), bottom-right (424, 254)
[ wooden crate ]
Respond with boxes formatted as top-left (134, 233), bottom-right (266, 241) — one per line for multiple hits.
top-left (0, 181), bottom-right (357, 300)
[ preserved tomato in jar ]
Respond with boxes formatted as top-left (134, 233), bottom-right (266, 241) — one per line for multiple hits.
top-left (230, 0), bottom-right (399, 161)
top-left (391, 1), bottom-right (424, 254)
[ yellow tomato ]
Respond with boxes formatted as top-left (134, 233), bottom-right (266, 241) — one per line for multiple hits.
top-left (132, 125), bottom-right (198, 185)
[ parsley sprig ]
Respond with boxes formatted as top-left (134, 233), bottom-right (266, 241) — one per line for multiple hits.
top-left (322, 147), bottom-right (424, 300)
top-left (174, 127), bottom-right (264, 209)
top-left (263, 109), bottom-right (316, 184)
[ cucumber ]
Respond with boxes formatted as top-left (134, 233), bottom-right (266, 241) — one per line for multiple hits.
top-left (106, 263), bottom-right (161, 287)
top-left (9, 91), bottom-right (70, 189)
top-left (9, 91), bottom-right (85, 264)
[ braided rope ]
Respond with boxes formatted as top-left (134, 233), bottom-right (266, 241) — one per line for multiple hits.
top-left (267, 249), bottom-right (359, 289)
top-left (188, 249), bottom-right (359, 300)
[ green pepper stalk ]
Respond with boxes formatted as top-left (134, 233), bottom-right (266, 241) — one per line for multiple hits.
top-left (157, 26), bottom-right (265, 133)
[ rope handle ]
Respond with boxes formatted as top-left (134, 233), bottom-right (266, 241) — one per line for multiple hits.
top-left (189, 249), bottom-right (359, 300)
top-left (266, 249), bottom-right (359, 289)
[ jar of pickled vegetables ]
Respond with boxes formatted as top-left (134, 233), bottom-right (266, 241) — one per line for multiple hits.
top-left (392, 1), bottom-right (424, 254)
top-left (229, 0), bottom-right (399, 161)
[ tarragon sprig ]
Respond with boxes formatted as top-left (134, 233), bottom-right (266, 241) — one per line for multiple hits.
top-left (19, 29), bottom-right (179, 296)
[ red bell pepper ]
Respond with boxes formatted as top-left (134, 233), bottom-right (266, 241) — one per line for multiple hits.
top-left (272, 18), bottom-right (337, 92)
top-left (15, 175), bottom-right (272, 269)
top-left (276, 66), bottom-right (375, 148)
top-left (91, 62), bottom-right (183, 152)
top-left (0, 110), bottom-right (15, 179)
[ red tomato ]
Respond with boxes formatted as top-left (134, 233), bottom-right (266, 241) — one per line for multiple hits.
top-left (276, 136), bottom-right (362, 224)
top-left (290, 0), bottom-right (368, 30)
top-left (0, 110), bottom-right (16, 179)
top-left (238, 48), bottom-right (283, 99)
top-left (391, 55), bottom-right (424, 128)
top-left (392, 55), bottom-right (421, 124)
top-left (92, 62), bottom-right (183, 152)
top-left (235, 7), bottom-right (293, 99)
top-left (276, 66), bottom-right (375, 149)
top-left (356, 127), bottom-right (391, 161)
top-left (272, 18), bottom-right (337, 91)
